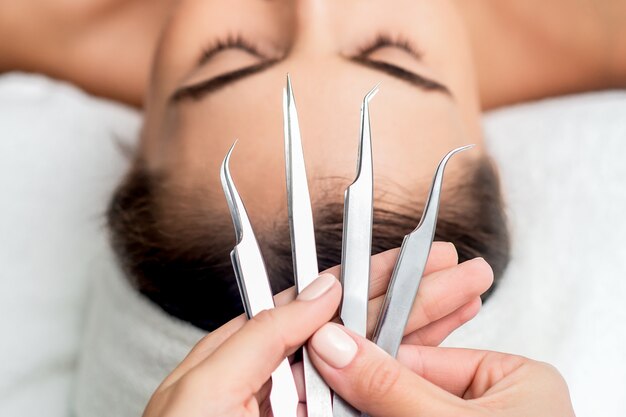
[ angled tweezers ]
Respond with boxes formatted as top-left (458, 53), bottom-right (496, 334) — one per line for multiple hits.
top-left (370, 144), bottom-right (473, 358)
top-left (283, 75), bottom-right (334, 417)
top-left (220, 144), bottom-right (299, 417)
top-left (333, 85), bottom-right (379, 417)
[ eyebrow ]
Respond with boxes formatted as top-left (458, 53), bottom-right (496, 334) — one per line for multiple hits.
top-left (171, 56), bottom-right (451, 103)
top-left (350, 57), bottom-right (451, 95)
top-left (172, 60), bottom-right (279, 102)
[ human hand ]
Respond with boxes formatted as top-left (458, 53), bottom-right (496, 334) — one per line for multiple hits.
top-left (174, 242), bottom-right (491, 362)
top-left (308, 323), bottom-right (576, 417)
top-left (142, 272), bottom-right (342, 417)
top-left (142, 243), bottom-right (493, 416)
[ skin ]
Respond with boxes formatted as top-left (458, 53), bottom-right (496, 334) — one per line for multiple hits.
top-left (1, 0), bottom-right (624, 108)
top-left (142, 0), bottom-right (483, 228)
top-left (309, 323), bottom-right (576, 417)
top-left (3, 0), bottom-right (624, 221)
top-left (2, 0), bottom-right (625, 224)
top-left (143, 243), bottom-right (498, 415)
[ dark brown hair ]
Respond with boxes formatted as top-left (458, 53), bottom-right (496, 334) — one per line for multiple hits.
top-left (107, 156), bottom-right (510, 331)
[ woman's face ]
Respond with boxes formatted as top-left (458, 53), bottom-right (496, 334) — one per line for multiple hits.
top-left (140, 0), bottom-right (482, 223)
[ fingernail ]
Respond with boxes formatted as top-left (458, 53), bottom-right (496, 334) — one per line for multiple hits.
top-left (297, 273), bottom-right (337, 301)
top-left (311, 324), bottom-right (358, 369)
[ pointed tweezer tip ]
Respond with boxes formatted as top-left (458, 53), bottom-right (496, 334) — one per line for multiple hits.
top-left (364, 82), bottom-right (381, 103)
top-left (220, 140), bottom-right (245, 244)
top-left (284, 74), bottom-right (296, 109)
top-left (436, 144), bottom-right (475, 169)
top-left (220, 140), bottom-right (239, 197)
top-left (221, 140), bottom-right (238, 173)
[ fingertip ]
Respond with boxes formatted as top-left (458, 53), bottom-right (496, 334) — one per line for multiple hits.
top-left (459, 297), bottom-right (482, 323)
top-left (464, 257), bottom-right (494, 291)
top-left (443, 241), bottom-right (459, 264)
top-left (310, 324), bottom-right (358, 369)
top-left (423, 242), bottom-right (459, 276)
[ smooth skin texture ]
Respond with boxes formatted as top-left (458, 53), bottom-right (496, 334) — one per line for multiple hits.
top-left (2, 0), bottom-right (626, 228)
top-left (142, 243), bottom-right (496, 416)
top-left (1, 0), bottom-right (624, 108)
top-left (308, 324), bottom-right (576, 417)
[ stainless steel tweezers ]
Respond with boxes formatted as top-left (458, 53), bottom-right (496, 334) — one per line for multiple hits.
top-left (220, 144), bottom-right (300, 417)
top-left (220, 76), bottom-right (472, 417)
top-left (283, 75), bottom-right (334, 417)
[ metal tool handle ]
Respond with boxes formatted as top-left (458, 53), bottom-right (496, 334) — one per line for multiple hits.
top-left (370, 232), bottom-right (431, 357)
top-left (370, 145), bottom-right (474, 357)
top-left (222, 146), bottom-right (300, 417)
top-left (334, 85), bottom-right (379, 417)
top-left (283, 75), bottom-right (333, 417)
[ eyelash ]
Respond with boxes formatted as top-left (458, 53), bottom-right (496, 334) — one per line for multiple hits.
top-left (354, 33), bottom-right (422, 59)
top-left (200, 34), bottom-right (264, 64)
top-left (199, 32), bottom-right (421, 65)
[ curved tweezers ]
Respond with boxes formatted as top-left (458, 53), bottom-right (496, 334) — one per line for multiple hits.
top-left (333, 86), bottom-right (379, 417)
top-left (220, 143), bottom-right (299, 417)
top-left (221, 142), bottom-right (247, 245)
top-left (339, 84), bottom-right (379, 338)
top-left (371, 144), bottom-right (474, 358)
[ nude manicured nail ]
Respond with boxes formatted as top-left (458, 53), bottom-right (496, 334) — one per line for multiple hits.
top-left (311, 324), bottom-right (358, 369)
top-left (297, 273), bottom-right (337, 301)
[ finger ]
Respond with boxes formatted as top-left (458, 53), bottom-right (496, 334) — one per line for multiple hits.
top-left (401, 297), bottom-right (482, 346)
top-left (256, 379), bottom-right (273, 415)
top-left (366, 257), bottom-right (493, 339)
top-left (367, 242), bottom-right (458, 299)
top-left (308, 324), bottom-right (467, 417)
top-left (396, 345), bottom-right (527, 398)
top-left (398, 345), bottom-right (573, 416)
top-left (291, 361), bottom-right (306, 402)
top-left (320, 242), bottom-right (457, 301)
top-left (160, 245), bottom-right (459, 391)
top-left (158, 285), bottom-right (298, 390)
top-left (189, 273), bottom-right (342, 399)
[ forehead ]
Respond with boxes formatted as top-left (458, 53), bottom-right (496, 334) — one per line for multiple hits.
top-left (167, 0), bottom-right (452, 31)
top-left (162, 71), bottom-right (470, 223)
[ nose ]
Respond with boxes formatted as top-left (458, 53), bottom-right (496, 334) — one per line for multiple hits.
top-left (289, 0), bottom-right (335, 57)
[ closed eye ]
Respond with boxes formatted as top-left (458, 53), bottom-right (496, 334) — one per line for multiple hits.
top-left (171, 33), bottom-right (450, 103)
top-left (198, 34), bottom-right (267, 66)
top-left (353, 33), bottom-right (423, 61)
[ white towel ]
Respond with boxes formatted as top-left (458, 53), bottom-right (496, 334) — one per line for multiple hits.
top-left (73, 251), bottom-right (204, 417)
top-left (0, 73), bottom-right (140, 417)
top-left (444, 91), bottom-right (626, 416)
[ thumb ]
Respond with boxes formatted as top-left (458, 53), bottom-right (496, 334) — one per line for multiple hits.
top-left (307, 324), bottom-right (471, 417)
top-left (192, 273), bottom-right (341, 397)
